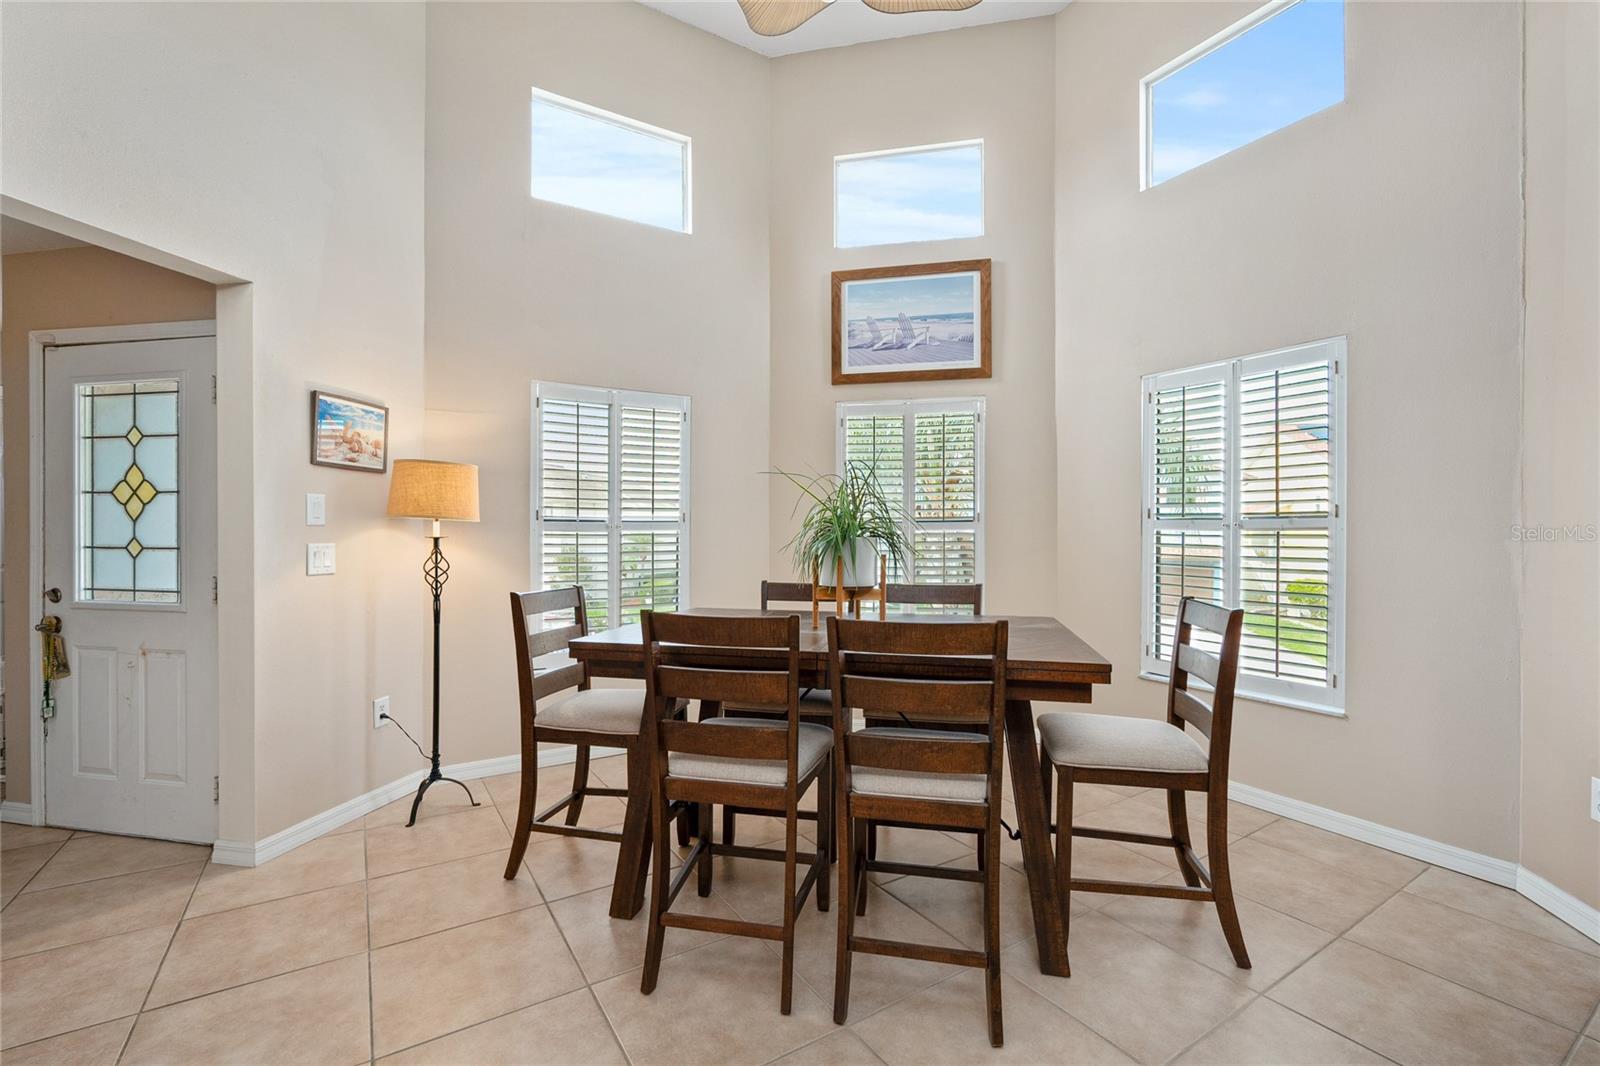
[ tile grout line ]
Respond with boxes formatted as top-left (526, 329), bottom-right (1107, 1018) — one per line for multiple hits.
top-left (115, 860), bottom-right (209, 1065)
top-left (0, 860), bottom-right (211, 963)
top-left (364, 826), bottom-right (377, 1066)
top-left (14, 852), bottom-right (205, 899)
top-left (0, 837), bottom-right (71, 905)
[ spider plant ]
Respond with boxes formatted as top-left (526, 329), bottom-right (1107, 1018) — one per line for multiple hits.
top-left (771, 462), bottom-right (915, 581)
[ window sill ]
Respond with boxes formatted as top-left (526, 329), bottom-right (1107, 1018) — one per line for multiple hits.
top-left (1138, 671), bottom-right (1346, 719)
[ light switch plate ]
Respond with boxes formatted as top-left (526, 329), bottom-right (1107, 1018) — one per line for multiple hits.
top-left (307, 543), bottom-right (336, 576)
top-left (306, 493), bottom-right (326, 526)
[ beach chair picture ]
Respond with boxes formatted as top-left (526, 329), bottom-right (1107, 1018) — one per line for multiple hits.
top-left (832, 259), bottom-right (991, 384)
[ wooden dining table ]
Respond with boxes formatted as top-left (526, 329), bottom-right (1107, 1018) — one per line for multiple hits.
top-left (567, 608), bottom-right (1112, 978)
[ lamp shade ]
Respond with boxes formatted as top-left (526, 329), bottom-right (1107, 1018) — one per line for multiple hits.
top-left (387, 460), bottom-right (480, 522)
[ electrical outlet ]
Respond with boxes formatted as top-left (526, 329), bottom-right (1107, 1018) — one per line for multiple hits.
top-left (374, 695), bottom-right (390, 730)
top-left (1591, 777), bottom-right (1600, 823)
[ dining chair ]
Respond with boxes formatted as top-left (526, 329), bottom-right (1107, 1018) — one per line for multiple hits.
top-left (718, 580), bottom-right (835, 847)
top-left (862, 582), bottom-right (985, 860)
top-left (1038, 596), bottom-right (1251, 969)
top-left (829, 615), bottom-right (1010, 1047)
top-left (639, 610), bottom-right (834, 1015)
top-left (503, 587), bottom-right (689, 918)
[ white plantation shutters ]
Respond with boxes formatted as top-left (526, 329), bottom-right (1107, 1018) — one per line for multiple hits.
top-left (1141, 338), bottom-right (1345, 711)
top-left (534, 383), bottom-right (690, 629)
top-left (838, 398), bottom-right (984, 589)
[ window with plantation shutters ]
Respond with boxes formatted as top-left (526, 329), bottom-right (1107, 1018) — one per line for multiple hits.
top-left (1141, 338), bottom-right (1345, 712)
top-left (533, 383), bottom-right (690, 629)
top-left (838, 398), bottom-right (984, 592)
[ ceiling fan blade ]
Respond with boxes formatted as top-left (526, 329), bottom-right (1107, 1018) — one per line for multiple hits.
top-left (737, 0), bottom-right (833, 36)
top-left (861, 0), bottom-right (983, 12)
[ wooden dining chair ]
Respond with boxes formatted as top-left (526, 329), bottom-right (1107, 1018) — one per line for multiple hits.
top-left (504, 587), bottom-right (688, 918)
top-left (639, 611), bottom-right (833, 1015)
top-left (719, 580), bottom-right (835, 847)
top-left (1038, 596), bottom-right (1251, 969)
top-left (829, 615), bottom-right (1010, 1047)
top-left (862, 582), bottom-right (986, 859)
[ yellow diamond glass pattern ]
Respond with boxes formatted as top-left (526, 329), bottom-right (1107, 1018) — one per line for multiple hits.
top-left (78, 378), bottom-right (182, 604)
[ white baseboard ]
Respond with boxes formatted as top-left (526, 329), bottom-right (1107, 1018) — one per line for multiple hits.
top-left (0, 801), bottom-right (39, 826)
top-left (211, 743), bottom-right (619, 868)
top-left (1229, 781), bottom-right (1597, 944)
top-left (1227, 782), bottom-right (1520, 887)
top-left (1515, 865), bottom-right (1600, 944)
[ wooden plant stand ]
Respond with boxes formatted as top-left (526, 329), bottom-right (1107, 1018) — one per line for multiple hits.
top-left (811, 554), bottom-right (887, 628)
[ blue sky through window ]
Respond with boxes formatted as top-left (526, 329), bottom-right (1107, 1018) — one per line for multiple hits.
top-left (1149, 1), bottom-right (1344, 186)
top-left (836, 143), bottom-right (983, 248)
top-left (531, 92), bottom-right (688, 232)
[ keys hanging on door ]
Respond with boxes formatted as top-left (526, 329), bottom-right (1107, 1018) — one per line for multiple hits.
top-left (35, 610), bottom-right (70, 722)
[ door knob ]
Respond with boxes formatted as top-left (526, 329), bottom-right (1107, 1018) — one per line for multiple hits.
top-left (44, 587), bottom-right (61, 603)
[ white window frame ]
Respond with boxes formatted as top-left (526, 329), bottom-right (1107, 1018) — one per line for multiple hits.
top-left (530, 381), bottom-right (692, 627)
top-left (530, 87), bottom-right (693, 235)
top-left (1139, 337), bottom-right (1347, 715)
top-left (835, 396), bottom-right (986, 585)
top-left (1139, 0), bottom-right (1328, 191)
top-left (833, 138), bottom-right (985, 250)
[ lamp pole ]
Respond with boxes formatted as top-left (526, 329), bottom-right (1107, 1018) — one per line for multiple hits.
top-left (405, 518), bottom-right (480, 827)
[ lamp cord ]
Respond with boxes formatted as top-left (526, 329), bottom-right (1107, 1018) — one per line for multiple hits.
top-left (380, 713), bottom-right (430, 764)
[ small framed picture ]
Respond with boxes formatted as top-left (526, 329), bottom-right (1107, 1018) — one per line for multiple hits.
top-left (832, 258), bottom-right (991, 385)
top-left (310, 390), bottom-right (388, 472)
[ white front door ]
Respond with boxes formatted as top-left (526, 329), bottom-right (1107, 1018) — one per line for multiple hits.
top-left (42, 332), bottom-right (218, 843)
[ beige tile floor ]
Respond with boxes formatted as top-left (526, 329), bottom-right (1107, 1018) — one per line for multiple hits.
top-left (2, 758), bottom-right (1597, 1065)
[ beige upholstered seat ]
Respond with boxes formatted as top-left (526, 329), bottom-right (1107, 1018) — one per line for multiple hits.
top-left (1038, 711), bottom-right (1208, 773)
top-left (669, 717), bottom-right (833, 785)
top-left (534, 687), bottom-right (647, 735)
top-left (849, 728), bottom-right (989, 804)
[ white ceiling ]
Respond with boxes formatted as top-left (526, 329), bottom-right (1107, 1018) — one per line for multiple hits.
top-left (1, 216), bottom-right (87, 254)
top-left (640, 0), bottom-right (1069, 58)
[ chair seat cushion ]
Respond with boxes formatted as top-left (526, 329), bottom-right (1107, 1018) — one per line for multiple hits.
top-left (669, 718), bottom-right (832, 786)
top-left (1038, 712), bottom-right (1208, 773)
top-left (535, 687), bottom-right (646, 735)
top-left (849, 727), bottom-right (989, 805)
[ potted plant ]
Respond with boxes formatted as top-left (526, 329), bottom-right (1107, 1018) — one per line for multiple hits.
top-left (772, 462), bottom-right (914, 586)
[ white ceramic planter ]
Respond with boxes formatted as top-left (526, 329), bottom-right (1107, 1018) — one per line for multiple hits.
top-left (819, 539), bottom-right (881, 587)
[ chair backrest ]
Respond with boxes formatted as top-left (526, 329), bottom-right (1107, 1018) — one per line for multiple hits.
top-left (865, 316), bottom-right (884, 342)
top-left (827, 616), bottom-right (1008, 796)
top-left (642, 611), bottom-right (804, 791)
top-left (885, 582), bottom-right (983, 616)
top-left (509, 587), bottom-right (590, 729)
top-left (760, 580), bottom-right (814, 612)
top-left (1166, 596), bottom-right (1244, 778)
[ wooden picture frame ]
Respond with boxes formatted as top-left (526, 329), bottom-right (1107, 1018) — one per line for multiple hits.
top-left (832, 258), bottom-right (992, 385)
top-left (309, 390), bottom-right (389, 473)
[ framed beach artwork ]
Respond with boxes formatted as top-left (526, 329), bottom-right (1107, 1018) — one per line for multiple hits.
top-left (310, 390), bottom-right (388, 472)
top-left (832, 258), bottom-right (991, 385)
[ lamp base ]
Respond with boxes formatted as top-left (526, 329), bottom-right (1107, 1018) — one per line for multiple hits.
top-left (405, 767), bottom-right (480, 827)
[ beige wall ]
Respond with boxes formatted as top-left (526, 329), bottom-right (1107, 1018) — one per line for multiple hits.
top-left (423, 2), bottom-right (773, 761)
top-left (768, 20), bottom-right (1058, 614)
top-left (1520, 0), bottom-right (1600, 909)
top-left (1, 246), bottom-right (218, 803)
top-left (2, 2), bottom-right (429, 840)
top-left (1053, 2), bottom-right (1526, 861)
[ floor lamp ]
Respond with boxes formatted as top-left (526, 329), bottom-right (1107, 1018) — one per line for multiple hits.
top-left (387, 459), bottom-right (481, 827)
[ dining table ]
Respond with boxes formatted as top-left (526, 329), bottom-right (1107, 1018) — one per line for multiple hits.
top-left (566, 607), bottom-right (1112, 978)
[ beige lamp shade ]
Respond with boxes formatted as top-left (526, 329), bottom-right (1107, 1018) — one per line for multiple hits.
top-left (387, 460), bottom-right (480, 522)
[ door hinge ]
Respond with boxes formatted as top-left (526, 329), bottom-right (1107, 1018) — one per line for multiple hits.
top-left (211, 375), bottom-right (217, 404)
top-left (213, 776), bottom-right (220, 803)
top-left (212, 576), bottom-right (219, 604)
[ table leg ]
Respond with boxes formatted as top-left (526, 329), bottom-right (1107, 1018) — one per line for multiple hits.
top-left (1004, 698), bottom-right (1070, 977)
top-left (609, 738), bottom-right (652, 919)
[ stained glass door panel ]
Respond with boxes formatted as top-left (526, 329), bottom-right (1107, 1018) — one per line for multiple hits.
top-left (77, 379), bottom-right (181, 603)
